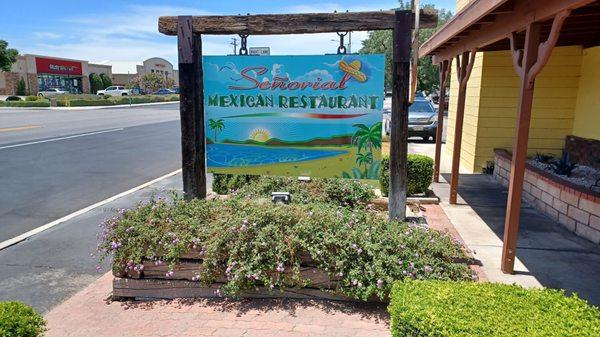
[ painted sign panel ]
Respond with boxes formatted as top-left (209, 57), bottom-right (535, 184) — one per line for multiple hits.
top-left (203, 54), bottom-right (385, 179)
top-left (35, 57), bottom-right (83, 76)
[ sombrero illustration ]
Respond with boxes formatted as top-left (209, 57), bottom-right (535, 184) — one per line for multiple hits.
top-left (339, 59), bottom-right (367, 82)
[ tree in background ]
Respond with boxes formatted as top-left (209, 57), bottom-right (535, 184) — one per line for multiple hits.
top-left (99, 73), bottom-right (113, 89)
top-left (16, 77), bottom-right (26, 95)
top-left (0, 40), bottom-right (18, 72)
top-left (89, 73), bottom-right (103, 94)
top-left (359, 1), bottom-right (453, 94)
top-left (130, 73), bottom-right (175, 94)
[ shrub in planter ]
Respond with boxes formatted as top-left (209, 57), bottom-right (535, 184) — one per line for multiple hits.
top-left (389, 280), bottom-right (600, 337)
top-left (0, 100), bottom-right (50, 107)
top-left (212, 174), bottom-right (259, 194)
top-left (0, 301), bottom-right (46, 337)
top-left (25, 95), bottom-right (40, 101)
top-left (233, 176), bottom-right (376, 207)
top-left (99, 198), bottom-right (474, 301)
top-left (379, 154), bottom-right (434, 196)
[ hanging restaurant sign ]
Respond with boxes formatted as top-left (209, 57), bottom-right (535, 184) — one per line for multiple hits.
top-left (203, 54), bottom-right (385, 179)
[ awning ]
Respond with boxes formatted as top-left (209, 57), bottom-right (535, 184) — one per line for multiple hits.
top-left (419, 0), bottom-right (600, 63)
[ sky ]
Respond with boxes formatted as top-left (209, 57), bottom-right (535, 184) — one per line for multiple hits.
top-left (1, 0), bottom-right (455, 73)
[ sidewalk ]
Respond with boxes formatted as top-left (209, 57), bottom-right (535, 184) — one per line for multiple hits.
top-left (45, 273), bottom-right (390, 337)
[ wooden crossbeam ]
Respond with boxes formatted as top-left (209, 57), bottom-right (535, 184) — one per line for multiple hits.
top-left (159, 9), bottom-right (437, 35)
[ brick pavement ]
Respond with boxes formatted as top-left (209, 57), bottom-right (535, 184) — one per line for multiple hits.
top-left (45, 272), bottom-right (390, 337)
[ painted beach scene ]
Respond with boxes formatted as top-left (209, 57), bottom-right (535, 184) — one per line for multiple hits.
top-left (203, 54), bottom-right (385, 179)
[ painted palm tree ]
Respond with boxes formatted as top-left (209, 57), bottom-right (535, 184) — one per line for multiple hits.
top-left (356, 151), bottom-right (373, 177)
top-left (351, 122), bottom-right (382, 154)
top-left (208, 118), bottom-right (225, 143)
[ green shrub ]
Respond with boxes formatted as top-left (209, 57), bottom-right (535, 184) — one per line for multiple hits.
top-left (389, 280), bottom-right (600, 337)
top-left (16, 78), bottom-right (26, 96)
top-left (99, 73), bottom-right (112, 89)
top-left (25, 95), bottom-right (40, 101)
top-left (99, 198), bottom-right (474, 301)
top-left (89, 73), bottom-right (103, 94)
top-left (102, 94), bottom-right (112, 99)
top-left (0, 100), bottom-right (50, 107)
top-left (379, 154), bottom-right (434, 196)
top-left (212, 174), bottom-right (259, 194)
top-left (233, 176), bottom-right (376, 207)
top-left (0, 301), bottom-right (46, 337)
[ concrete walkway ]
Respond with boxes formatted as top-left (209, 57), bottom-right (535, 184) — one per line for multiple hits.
top-left (433, 173), bottom-right (600, 306)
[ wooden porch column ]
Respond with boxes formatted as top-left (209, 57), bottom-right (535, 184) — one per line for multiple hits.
top-left (449, 51), bottom-right (476, 204)
top-left (501, 11), bottom-right (569, 273)
top-left (389, 10), bottom-right (413, 221)
top-left (433, 59), bottom-right (451, 183)
top-left (178, 16), bottom-right (207, 200)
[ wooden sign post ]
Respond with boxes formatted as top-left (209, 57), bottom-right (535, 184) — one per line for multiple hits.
top-left (164, 10), bottom-right (436, 219)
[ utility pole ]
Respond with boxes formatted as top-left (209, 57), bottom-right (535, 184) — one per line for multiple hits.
top-left (230, 38), bottom-right (238, 55)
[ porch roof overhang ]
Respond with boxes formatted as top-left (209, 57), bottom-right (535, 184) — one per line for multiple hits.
top-left (419, 0), bottom-right (600, 64)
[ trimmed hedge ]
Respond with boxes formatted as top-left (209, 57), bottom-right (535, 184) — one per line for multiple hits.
top-left (379, 154), bottom-right (434, 196)
top-left (389, 280), bottom-right (600, 337)
top-left (56, 94), bottom-right (179, 107)
top-left (0, 100), bottom-right (50, 107)
top-left (0, 301), bottom-right (46, 337)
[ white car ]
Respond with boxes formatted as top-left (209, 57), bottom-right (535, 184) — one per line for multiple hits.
top-left (97, 86), bottom-right (131, 96)
top-left (38, 88), bottom-right (67, 97)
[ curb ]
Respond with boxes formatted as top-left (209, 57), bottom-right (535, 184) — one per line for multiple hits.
top-left (0, 101), bottom-right (179, 111)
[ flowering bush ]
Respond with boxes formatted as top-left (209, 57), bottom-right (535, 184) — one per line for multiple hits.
top-left (230, 176), bottom-right (377, 208)
top-left (98, 197), bottom-right (474, 301)
top-left (0, 301), bottom-right (46, 337)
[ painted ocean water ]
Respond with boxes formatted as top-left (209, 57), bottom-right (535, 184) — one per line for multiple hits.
top-left (207, 143), bottom-right (347, 167)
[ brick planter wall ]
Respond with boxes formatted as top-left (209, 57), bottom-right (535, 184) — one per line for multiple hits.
top-left (494, 149), bottom-right (600, 244)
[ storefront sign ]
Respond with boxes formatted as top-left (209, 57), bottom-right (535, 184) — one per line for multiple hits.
top-left (35, 57), bottom-right (82, 76)
top-left (203, 54), bottom-right (385, 179)
top-left (249, 47), bottom-right (270, 56)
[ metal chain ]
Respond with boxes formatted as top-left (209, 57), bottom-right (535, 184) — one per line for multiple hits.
top-left (238, 34), bottom-right (249, 55)
top-left (336, 32), bottom-right (348, 55)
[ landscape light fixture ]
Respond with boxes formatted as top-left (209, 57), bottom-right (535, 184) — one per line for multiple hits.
top-left (271, 192), bottom-right (291, 204)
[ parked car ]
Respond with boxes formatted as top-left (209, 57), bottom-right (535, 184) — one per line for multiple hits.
top-left (384, 99), bottom-right (438, 142)
top-left (97, 86), bottom-right (131, 96)
top-left (152, 88), bottom-right (175, 95)
top-left (171, 87), bottom-right (180, 94)
top-left (37, 88), bottom-right (67, 97)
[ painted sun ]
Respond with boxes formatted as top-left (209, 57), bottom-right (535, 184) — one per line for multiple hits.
top-left (249, 128), bottom-right (271, 142)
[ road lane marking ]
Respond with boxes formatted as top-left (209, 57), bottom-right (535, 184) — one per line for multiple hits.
top-left (0, 125), bottom-right (42, 132)
top-left (0, 169), bottom-right (182, 250)
top-left (0, 128), bottom-right (124, 150)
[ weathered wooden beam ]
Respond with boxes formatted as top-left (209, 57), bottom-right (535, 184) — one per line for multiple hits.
top-left (388, 10), bottom-right (412, 221)
top-left (449, 50), bottom-right (476, 205)
top-left (501, 12), bottom-right (568, 274)
top-left (178, 16), bottom-right (207, 200)
top-left (424, 0), bottom-right (594, 62)
top-left (433, 59), bottom-right (451, 183)
top-left (159, 9), bottom-right (437, 36)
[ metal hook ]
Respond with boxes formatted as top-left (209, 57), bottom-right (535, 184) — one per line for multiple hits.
top-left (238, 34), bottom-right (249, 55)
top-left (336, 32), bottom-right (348, 54)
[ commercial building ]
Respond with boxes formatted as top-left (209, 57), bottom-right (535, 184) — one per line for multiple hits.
top-left (0, 54), bottom-right (111, 95)
top-left (0, 55), bottom-right (178, 95)
top-left (112, 57), bottom-right (179, 87)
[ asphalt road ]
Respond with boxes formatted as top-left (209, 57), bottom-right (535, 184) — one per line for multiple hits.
top-left (0, 104), bottom-right (181, 242)
top-left (0, 103), bottom-right (184, 311)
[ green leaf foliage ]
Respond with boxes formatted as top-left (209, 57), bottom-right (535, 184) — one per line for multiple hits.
top-left (359, 2), bottom-right (453, 92)
top-left (212, 174), bottom-right (259, 195)
top-left (389, 280), bottom-right (600, 337)
top-left (98, 198), bottom-right (474, 301)
top-left (99, 73), bottom-right (113, 89)
top-left (0, 40), bottom-right (18, 72)
top-left (16, 78), bottom-right (26, 96)
top-left (0, 301), bottom-right (46, 337)
top-left (379, 154), bottom-right (434, 196)
top-left (89, 73), bottom-right (104, 94)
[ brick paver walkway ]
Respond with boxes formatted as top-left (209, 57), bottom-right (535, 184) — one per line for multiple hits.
top-left (45, 272), bottom-right (390, 337)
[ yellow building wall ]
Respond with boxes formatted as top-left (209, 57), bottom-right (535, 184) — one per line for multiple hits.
top-left (444, 47), bottom-right (583, 173)
top-left (572, 46), bottom-right (600, 140)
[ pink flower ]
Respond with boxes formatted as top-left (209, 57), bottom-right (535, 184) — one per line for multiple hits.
top-left (377, 279), bottom-right (384, 288)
